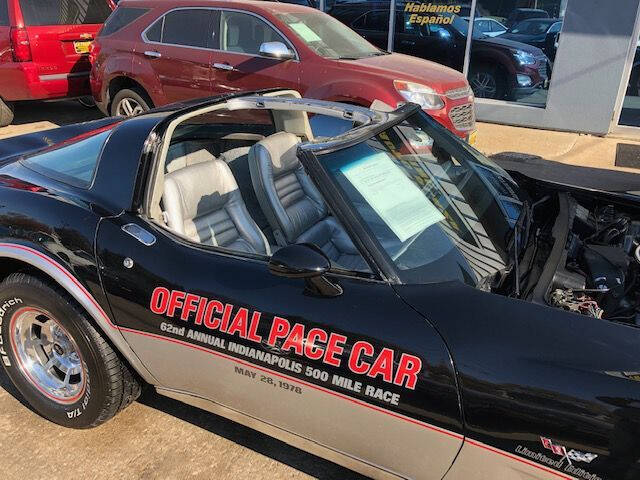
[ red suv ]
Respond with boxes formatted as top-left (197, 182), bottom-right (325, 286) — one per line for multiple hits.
top-left (90, 0), bottom-right (476, 141)
top-left (0, 0), bottom-right (114, 127)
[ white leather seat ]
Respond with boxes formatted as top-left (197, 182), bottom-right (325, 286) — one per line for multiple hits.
top-left (163, 159), bottom-right (269, 255)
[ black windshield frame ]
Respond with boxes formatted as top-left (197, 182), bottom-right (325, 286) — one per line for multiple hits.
top-left (299, 107), bottom-right (519, 285)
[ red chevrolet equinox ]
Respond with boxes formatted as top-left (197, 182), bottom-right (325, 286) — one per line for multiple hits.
top-left (91, 0), bottom-right (476, 140)
top-left (0, 0), bottom-right (114, 127)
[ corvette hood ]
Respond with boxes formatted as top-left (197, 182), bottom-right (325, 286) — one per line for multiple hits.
top-left (491, 154), bottom-right (640, 194)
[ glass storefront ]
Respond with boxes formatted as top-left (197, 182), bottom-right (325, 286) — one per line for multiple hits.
top-left (326, 0), bottom-right (568, 107)
top-left (469, 1), bottom-right (565, 105)
top-left (619, 32), bottom-right (640, 127)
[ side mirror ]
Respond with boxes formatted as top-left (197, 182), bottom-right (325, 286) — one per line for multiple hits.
top-left (259, 41), bottom-right (295, 60)
top-left (268, 244), bottom-right (342, 297)
top-left (269, 243), bottom-right (330, 278)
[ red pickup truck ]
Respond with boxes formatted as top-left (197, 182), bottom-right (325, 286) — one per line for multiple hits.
top-left (90, 0), bottom-right (476, 141)
top-left (0, 0), bottom-right (113, 127)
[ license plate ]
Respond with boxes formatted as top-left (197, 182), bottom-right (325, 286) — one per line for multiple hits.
top-left (468, 130), bottom-right (478, 146)
top-left (73, 41), bottom-right (91, 54)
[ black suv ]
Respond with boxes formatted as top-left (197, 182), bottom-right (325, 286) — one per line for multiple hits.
top-left (330, 3), bottom-right (549, 101)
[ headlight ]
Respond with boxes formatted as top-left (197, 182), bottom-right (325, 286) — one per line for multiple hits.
top-left (394, 80), bottom-right (445, 110)
top-left (512, 50), bottom-right (536, 66)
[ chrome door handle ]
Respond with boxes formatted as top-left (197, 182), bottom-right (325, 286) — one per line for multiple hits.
top-left (212, 62), bottom-right (235, 71)
top-left (122, 223), bottom-right (156, 246)
top-left (144, 51), bottom-right (162, 59)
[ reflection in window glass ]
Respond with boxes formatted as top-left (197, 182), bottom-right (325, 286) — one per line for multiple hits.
top-left (328, 0), bottom-right (391, 51)
top-left (18, 0), bottom-right (112, 26)
top-left (469, 0), bottom-right (566, 106)
top-left (22, 130), bottom-right (112, 188)
top-left (619, 33), bottom-right (640, 127)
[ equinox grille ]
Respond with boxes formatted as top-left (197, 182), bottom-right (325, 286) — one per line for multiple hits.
top-left (448, 103), bottom-right (476, 131)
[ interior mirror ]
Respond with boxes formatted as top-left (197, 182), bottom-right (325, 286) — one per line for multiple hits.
top-left (259, 41), bottom-right (295, 60)
top-left (268, 244), bottom-right (342, 297)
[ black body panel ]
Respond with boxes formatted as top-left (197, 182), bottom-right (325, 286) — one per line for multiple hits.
top-left (493, 154), bottom-right (640, 194)
top-left (398, 282), bottom-right (640, 480)
top-left (96, 212), bottom-right (464, 435)
top-left (0, 166), bottom-right (111, 323)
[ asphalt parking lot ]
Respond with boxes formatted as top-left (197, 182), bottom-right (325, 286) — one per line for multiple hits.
top-left (0, 100), bottom-right (366, 480)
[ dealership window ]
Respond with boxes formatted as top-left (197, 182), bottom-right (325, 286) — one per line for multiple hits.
top-left (618, 31), bottom-right (640, 127)
top-left (329, 0), bottom-right (391, 50)
top-left (327, 0), bottom-right (568, 107)
top-left (468, 1), bottom-right (566, 106)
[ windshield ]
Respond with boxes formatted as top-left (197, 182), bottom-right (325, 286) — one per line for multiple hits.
top-left (276, 11), bottom-right (384, 59)
top-left (313, 111), bottom-right (523, 285)
top-left (510, 19), bottom-right (556, 34)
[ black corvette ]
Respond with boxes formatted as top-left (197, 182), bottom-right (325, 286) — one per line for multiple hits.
top-left (0, 90), bottom-right (639, 480)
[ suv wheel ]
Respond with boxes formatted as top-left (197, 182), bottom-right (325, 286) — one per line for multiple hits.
top-left (469, 65), bottom-right (505, 100)
top-left (0, 273), bottom-right (141, 428)
top-left (111, 88), bottom-right (152, 117)
top-left (0, 98), bottom-right (14, 127)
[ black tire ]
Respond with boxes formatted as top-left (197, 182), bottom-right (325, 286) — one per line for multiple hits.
top-left (469, 64), bottom-right (506, 100)
top-left (77, 96), bottom-right (96, 109)
top-left (0, 98), bottom-right (14, 127)
top-left (0, 273), bottom-right (141, 428)
top-left (110, 87), bottom-right (152, 117)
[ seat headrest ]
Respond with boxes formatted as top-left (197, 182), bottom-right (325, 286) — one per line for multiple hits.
top-left (252, 132), bottom-right (300, 175)
top-left (166, 143), bottom-right (215, 173)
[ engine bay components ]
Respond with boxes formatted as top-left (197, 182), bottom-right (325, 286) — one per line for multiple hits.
top-left (497, 190), bottom-right (640, 325)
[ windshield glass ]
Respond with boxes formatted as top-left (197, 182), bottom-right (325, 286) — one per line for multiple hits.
top-left (511, 19), bottom-right (556, 34)
top-left (276, 11), bottom-right (384, 59)
top-left (314, 111), bottom-right (523, 285)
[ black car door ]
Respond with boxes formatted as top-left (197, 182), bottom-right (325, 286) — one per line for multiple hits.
top-left (95, 212), bottom-right (464, 479)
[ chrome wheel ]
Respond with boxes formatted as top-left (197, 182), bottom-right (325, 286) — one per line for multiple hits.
top-left (115, 97), bottom-right (144, 116)
top-left (10, 307), bottom-right (86, 404)
top-left (470, 71), bottom-right (497, 99)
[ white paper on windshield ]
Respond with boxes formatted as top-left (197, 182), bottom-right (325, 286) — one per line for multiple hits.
top-left (289, 22), bottom-right (322, 42)
top-left (342, 153), bottom-right (445, 242)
